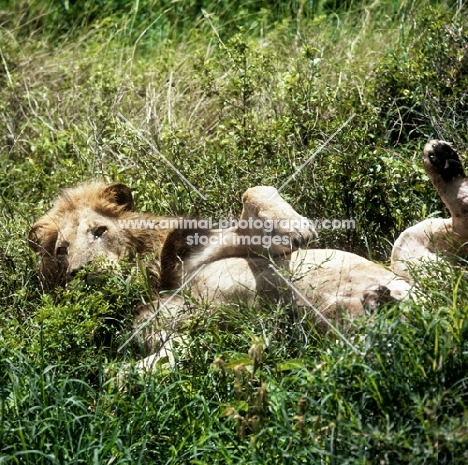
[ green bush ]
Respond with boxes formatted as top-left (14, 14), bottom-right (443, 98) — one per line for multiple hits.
top-left (372, 9), bottom-right (468, 144)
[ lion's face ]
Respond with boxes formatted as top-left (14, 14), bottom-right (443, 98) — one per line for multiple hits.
top-left (29, 182), bottom-right (136, 289)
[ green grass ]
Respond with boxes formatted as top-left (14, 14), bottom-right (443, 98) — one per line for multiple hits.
top-left (1, 0), bottom-right (468, 463)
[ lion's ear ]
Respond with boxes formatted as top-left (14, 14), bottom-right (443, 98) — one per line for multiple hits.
top-left (28, 223), bottom-right (57, 255)
top-left (28, 225), bottom-right (42, 253)
top-left (102, 183), bottom-right (134, 211)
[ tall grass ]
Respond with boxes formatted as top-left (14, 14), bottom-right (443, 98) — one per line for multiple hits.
top-left (2, 282), bottom-right (468, 463)
top-left (1, 0), bottom-right (468, 463)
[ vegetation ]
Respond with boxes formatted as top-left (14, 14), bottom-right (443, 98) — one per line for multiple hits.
top-left (1, 0), bottom-right (468, 462)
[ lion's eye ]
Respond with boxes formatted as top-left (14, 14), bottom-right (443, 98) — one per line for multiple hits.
top-left (56, 246), bottom-right (68, 256)
top-left (94, 226), bottom-right (108, 239)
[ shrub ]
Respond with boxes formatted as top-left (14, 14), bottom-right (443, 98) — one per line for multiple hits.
top-left (372, 9), bottom-right (468, 145)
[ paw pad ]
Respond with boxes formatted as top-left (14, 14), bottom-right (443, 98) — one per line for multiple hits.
top-left (423, 140), bottom-right (465, 182)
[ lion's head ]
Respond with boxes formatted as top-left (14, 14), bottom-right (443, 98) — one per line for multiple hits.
top-left (28, 182), bottom-right (164, 291)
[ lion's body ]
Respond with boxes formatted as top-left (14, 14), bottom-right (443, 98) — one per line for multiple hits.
top-left (27, 140), bottom-right (468, 366)
top-left (190, 249), bottom-right (409, 326)
top-left (29, 181), bottom-right (410, 364)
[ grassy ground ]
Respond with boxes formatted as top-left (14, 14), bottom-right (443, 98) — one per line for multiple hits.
top-left (1, 0), bottom-right (468, 463)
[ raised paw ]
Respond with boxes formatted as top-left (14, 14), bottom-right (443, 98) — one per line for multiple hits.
top-left (240, 186), bottom-right (317, 251)
top-left (423, 140), bottom-right (465, 182)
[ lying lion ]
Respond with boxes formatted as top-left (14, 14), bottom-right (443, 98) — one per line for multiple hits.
top-left (29, 181), bottom-right (410, 364)
top-left (391, 140), bottom-right (468, 281)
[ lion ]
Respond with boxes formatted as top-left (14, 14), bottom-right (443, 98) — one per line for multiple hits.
top-left (391, 140), bottom-right (468, 281)
top-left (29, 182), bottom-right (410, 365)
top-left (28, 182), bottom-right (318, 293)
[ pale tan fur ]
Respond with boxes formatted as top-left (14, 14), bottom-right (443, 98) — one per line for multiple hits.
top-left (422, 141), bottom-right (468, 236)
top-left (29, 181), bottom-right (410, 366)
top-left (391, 141), bottom-right (468, 281)
top-left (28, 182), bottom-right (318, 291)
top-left (28, 182), bottom-right (169, 291)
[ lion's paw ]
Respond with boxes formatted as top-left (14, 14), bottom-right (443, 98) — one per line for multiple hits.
top-left (361, 285), bottom-right (394, 312)
top-left (261, 212), bottom-right (317, 249)
top-left (423, 140), bottom-right (465, 182)
top-left (241, 186), bottom-right (317, 250)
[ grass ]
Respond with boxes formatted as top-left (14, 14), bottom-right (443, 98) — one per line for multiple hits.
top-left (1, 0), bottom-right (468, 463)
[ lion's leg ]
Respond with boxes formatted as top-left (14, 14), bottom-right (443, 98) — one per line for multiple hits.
top-left (183, 186), bottom-right (317, 271)
top-left (129, 295), bottom-right (188, 370)
top-left (114, 330), bottom-right (184, 385)
top-left (423, 140), bottom-right (468, 238)
top-left (391, 218), bottom-right (453, 282)
top-left (390, 141), bottom-right (468, 281)
top-left (135, 330), bottom-right (184, 370)
top-left (237, 186), bottom-right (317, 255)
